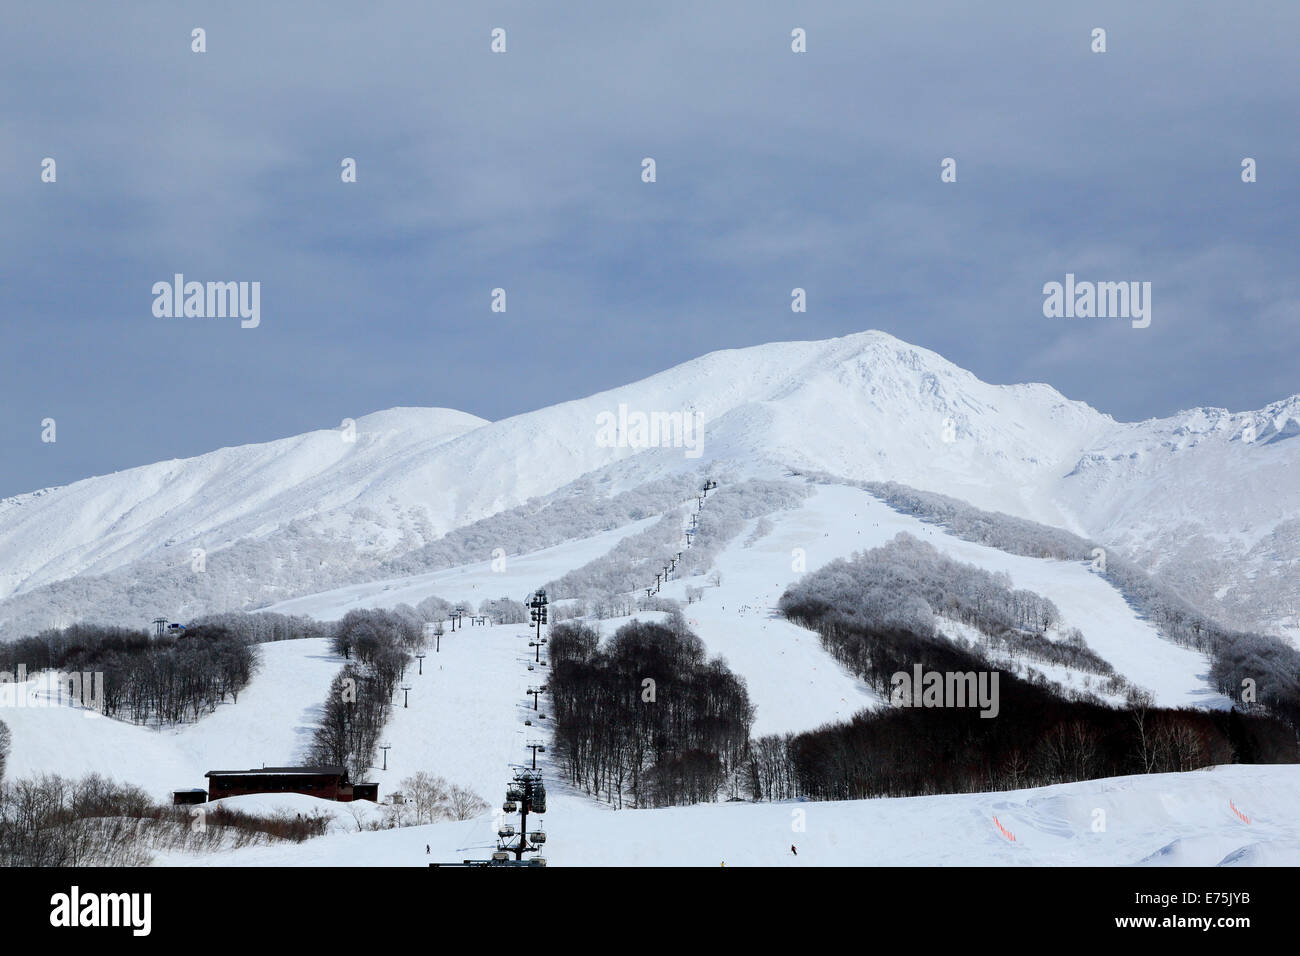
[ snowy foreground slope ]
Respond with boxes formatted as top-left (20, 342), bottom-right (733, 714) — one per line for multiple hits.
top-left (158, 765), bottom-right (1300, 867)
top-left (2, 330), bottom-right (1298, 636)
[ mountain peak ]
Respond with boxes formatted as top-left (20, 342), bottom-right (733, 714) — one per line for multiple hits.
top-left (2, 330), bottom-right (1297, 620)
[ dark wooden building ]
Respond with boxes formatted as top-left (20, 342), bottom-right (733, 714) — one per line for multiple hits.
top-left (204, 766), bottom-right (378, 802)
top-left (352, 782), bottom-right (379, 801)
top-left (172, 788), bottom-right (208, 806)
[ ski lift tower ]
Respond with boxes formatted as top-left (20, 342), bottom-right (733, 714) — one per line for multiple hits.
top-left (528, 589), bottom-right (548, 641)
top-left (499, 768), bottom-right (548, 861)
top-left (525, 739), bottom-right (546, 769)
top-left (529, 636), bottom-right (547, 663)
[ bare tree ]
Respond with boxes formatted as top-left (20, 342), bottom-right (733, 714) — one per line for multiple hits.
top-left (399, 771), bottom-right (450, 824)
top-left (0, 720), bottom-right (9, 785)
top-left (1127, 689), bottom-right (1158, 773)
top-left (445, 785), bottom-right (489, 821)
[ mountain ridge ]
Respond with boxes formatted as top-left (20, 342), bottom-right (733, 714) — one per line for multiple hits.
top-left (1, 329), bottom-right (1297, 637)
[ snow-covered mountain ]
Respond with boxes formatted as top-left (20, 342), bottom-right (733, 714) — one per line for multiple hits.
top-left (3, 382), bottom-right (1297, 867)
top-left (1, 330), bottom-right (1297, 636)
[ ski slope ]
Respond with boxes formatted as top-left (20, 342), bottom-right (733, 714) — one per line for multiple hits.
top-left (0, 637), bottom-right (343, 800)
top-left (275, 481), bottom-right (1228, 748)
top-left (254, 482), bottom-right (1227, 747)
top-left (357, 621), bottom-right (546, 808)
top-left (626, 484), bottom-right (1228, 727)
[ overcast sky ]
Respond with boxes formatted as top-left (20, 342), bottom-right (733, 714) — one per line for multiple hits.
top-left (2, 0), bottom-right (1297, 497)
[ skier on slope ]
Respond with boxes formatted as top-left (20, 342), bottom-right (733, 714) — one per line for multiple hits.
top-left (791, 844), bottom-right (797, 855)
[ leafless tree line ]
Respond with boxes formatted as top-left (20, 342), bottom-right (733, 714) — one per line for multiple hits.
top-left (0, 773), bottom-right (330, 866)
top-left (310, 609), bottom-right (420, 779)
top-left (0, 622), bottom-right (256, 726)
top-left (548, 619), bottom-right (753, 808)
